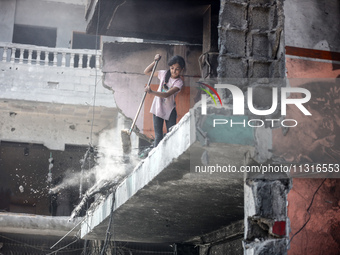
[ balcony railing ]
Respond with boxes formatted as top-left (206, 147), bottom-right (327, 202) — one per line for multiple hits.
top-left (0, 43), bottom-right (101, 69)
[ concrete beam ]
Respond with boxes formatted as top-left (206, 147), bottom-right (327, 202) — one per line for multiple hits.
top-left (0, 212), bottom-right (81, 237)
top-left (0, 99), bottom-right (122, 150)
top-left (198, 220), bottom-right (244, 254)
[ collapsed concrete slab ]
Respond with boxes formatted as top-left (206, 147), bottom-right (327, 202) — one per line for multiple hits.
top-left (80, 107), bottom-right (255, 243)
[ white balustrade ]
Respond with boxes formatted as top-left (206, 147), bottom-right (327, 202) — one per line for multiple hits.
top-left (87, 54), bottom-right (92, 69)
top-left (10, 48), bottom-right (16, 63)
top-left (79, 53), bottom-right (83, 68)
top-left (70, 53), bottom-right (75, 68)
top-left (0, 42), bottom-right (101, 69)
top-left (44, 51), bottom-right (49, 66)
top-left (2, 47), bottom-right (7, 62)
top-left (19, 49), bottom-right (24, 64)
top-left (36, 50), bottom-right (41, 64)
top-left (61, 52), bottom-right (66, 67)
top-left (28, 49), bottom-right (33, 65)
top-left (53, 52), bottom-right (58, 67)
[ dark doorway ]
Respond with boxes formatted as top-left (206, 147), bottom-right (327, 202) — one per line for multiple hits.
top-left (12, 24), bottom-right (57, 47)
top-left (72, 32), bottom-right (100, 50)
top-left (72, 32), bottom-right (100, 67)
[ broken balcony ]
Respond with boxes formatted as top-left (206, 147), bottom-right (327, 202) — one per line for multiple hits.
top-left (0, 42), bottom-right (115, 151)
top-left (80, 103), bottom-right (256, 244)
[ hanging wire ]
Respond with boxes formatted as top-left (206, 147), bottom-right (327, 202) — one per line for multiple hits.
top-left (0, 236), bottom-right (84, 254)
top-left (89, 0), bottom-right (102, 146)
top-left (50, 217), bottom-right (87, 250)
top-left (100, 192), bottom-right (116, 255)
top-left (82, 1), bottom-right (102, 252)
top-left (46, 238), bottom-right (80, 255)
top-left (77, 1), bottom-right (102, 252)
top-left (0, 234), bottom-right (50, 252)
top-left (107, 0), bottom-right (126, 29)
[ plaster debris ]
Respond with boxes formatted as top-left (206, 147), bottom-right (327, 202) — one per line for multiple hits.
top-left (69, 177), bottom-right (121, 221)
top-left (44, 128), bottom-right (140, 220)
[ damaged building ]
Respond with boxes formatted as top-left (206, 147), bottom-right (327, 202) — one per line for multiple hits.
top-left (0, 0), bottom-right (339, 254)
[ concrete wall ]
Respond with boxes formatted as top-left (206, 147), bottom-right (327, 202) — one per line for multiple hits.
top-left (101, 42), bottom-right (201, 135)
top-left (284, 0), bottom-right (340, 52)
top-left (0, 0), bottom-right (16, 42)
top-left (0, 62), bottom-right (113, 107)
top-left (287, 179), bottom-right (340, 255)
top-left (279, 0), bottom-right (340, 254)
top-left (0, 0), bottom-right (87, 47)
top-left (284, 0), bottom-right (340, 77)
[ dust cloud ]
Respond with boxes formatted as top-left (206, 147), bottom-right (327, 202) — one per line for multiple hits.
top-left (49, 128), bottom-right (138, 196)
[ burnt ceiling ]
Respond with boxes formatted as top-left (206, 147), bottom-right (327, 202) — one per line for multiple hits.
top-left (86, 0), bottom-right (219, 44)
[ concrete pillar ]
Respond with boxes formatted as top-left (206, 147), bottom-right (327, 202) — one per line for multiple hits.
top-left (218, 0), bottom-right (285, 80)
top-left (244, 177), bottom-right (291, 254)
top-left (217, 0), bottom-right (289, 254)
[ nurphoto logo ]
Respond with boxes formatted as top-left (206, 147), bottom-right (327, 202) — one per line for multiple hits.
top-left (199, 83), bottom-right (312, 128)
